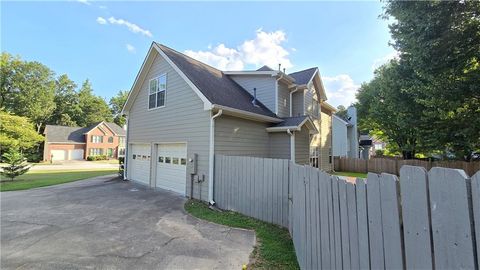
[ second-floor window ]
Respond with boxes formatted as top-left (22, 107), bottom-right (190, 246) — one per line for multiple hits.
top-left (149, 74), bottom-right (167, 109)
top-left (91, 135), bottom-right (103, 143)
top-left (108, 136), bottom-right (114, 143)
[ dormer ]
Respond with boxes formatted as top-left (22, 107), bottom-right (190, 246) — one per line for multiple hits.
top-left (225, 65), bottom-right (295, 118)
top-left (288, 67), bottom-right (328, 118)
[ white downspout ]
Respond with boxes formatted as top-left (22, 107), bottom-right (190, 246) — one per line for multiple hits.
top-left (208, 109), bottom-right (223, 205)
top-left (287, 129), bottom-right (295, 163)
top-left (123, 114), bottom-right (129, 180)
top-left (275, 73), bottom-right (284, 115)
top-left (289, 87), bottom-right (299, 117)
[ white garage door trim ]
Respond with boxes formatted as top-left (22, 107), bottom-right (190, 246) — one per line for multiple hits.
top-left (128, 144), bottom-right (151, 186)
top-left (51, 150), bottom-right (67, 161)
top-left (155, 143), bottom-right (187, 195)
top-left (70, 149), bottom-right (84, 160)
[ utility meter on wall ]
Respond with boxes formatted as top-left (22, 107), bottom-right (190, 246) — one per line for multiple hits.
top-left (187, 153), bottom-right (197, 175)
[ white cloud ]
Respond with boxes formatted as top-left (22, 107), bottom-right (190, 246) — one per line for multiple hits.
top-left (77, 0), bottom-right (91, 5)
top-left (126, 44), bottom-right (136, 53)
top-left (96, 17), bottom-right (107, 25)
top-left (106, 16), bottom-right (153, 37)
top-left (371, 51), bottom-right (399, 71)
top-left (99, 5), bottom-right (107, 9)
top-left (184, 29), bottom-right (292, 71)
top-left (322, 74), bottom-right (360, 108)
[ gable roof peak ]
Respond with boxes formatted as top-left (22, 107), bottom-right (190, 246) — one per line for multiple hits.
top-left (256, 65), bottom-right (275, 71)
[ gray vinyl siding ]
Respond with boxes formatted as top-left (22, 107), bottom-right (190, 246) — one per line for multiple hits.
top-left (127, 52), bottom-right (211, 200)
top-left (229, 75), bottom-right (276, 113)
top-left (295, 126), bottom-right (310, 165)
top-left (269, 132), bottom-right (291, 159)
top-left (304, 87), bottom-right (315, 116)
top-left (332, 116), bottom-right (348, 157)
top-left (215, 115), bottom-right (270, 157)
top-left (292, 91), bottom-right (305, 116)
top-left (277, 81), bottom-right (290, 117)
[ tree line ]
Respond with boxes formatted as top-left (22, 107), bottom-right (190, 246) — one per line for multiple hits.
top-left (1, 52), bottom-right (128, 160)
top-left (356, 1), bottom-right (479, 161)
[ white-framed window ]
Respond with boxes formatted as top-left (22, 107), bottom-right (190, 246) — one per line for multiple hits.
top-left (89, 148), bottom-right (103, 156)
top-left (309, 146), bottom-right (319, 168)
top-left (108, 136), bottom-right (114, 143)
top-left (91, 135), bottom-right (103, 143)
top-left (148, 74), bottom-right (167, 109)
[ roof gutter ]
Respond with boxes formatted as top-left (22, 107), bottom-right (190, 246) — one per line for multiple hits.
top-left (211, 104), bottom-right (282, 123)
top-left (208, 109), bottom-right (223, 205)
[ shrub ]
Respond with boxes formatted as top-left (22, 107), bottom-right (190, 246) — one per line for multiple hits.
top-left (118, 156), bottom-right (125, 164)
top-left (1, 149), bottom-right (30, 181)
top-left (375, 149), bottom-right (385, 157)
top-left (87, 155), bottom-right (108, 161)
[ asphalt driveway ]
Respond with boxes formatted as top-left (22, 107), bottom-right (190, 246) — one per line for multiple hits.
top-left (1, 176), bottom-right (255, 269)
top-left (30, 160), bottom-right (119, 171)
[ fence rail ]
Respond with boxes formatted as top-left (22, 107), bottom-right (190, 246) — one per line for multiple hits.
top-left (334, 156), bottom-right (480, 176)
top-left (214, 155), bottom-right (480, 269)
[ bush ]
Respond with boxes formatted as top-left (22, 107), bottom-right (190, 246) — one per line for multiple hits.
top-left (1, 149), bottom-right (30, 181)
top-left (375, 149), bottom-right (385, 157)
top-left (86, 155), bottom-right (108, 161)
top-left (118, 156), bottom-right (125, 164)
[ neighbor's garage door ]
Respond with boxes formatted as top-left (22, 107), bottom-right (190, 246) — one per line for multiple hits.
top-left (51, 150), bottom-right (67, 161)
top-left (156, 143), bottom-right (187, 195)
top-left (70, 149), bottom-right (84, 160)
top-left (128, 144), bottom-right (151, 185)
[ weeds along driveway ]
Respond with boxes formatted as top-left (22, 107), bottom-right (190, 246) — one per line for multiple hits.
top-left (1, 176), bottom-right (255, 270)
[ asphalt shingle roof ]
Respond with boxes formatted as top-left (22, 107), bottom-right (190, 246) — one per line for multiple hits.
top-left (156, 43), bottom-right (277, 118)
top-left (288, 67), bottom-right (317, 85)
top-left (44, 125), bottom-right (90, 143)
top-left (44, 122), bottom-right (125, 143)
top-left (272, 116), bottom-right (309, 127)
top-left (257, 65), bottom-right (274, 71)
top-left (104, 122), bottom-right (126, 136)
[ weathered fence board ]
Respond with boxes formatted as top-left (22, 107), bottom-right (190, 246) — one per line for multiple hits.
top-left (347, 183), bottom-right (360, 269)
top-left (399, 166), bottom-right (433, 269)
top-left (214, 155), bottom-right (480, 270)
top-left (331, 176), bottom-right (343, 270)
top-left (472, 171), bottom-right (480, 269)
top-left (428, 167), bottom-right (476, 269)
top-left (355, 178), bottom-right (370, 270)
top-left (366, 173), bottom-right (385, 269)
top-left (334, 156), bottom-right (480, 176)
top-left (379, 173), bottom-right (404, 269)
top-left (319, 171), bottom-right (331, 269)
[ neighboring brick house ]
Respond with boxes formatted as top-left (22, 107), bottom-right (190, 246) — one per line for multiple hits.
top-left (43, 121), bottom-right (126, 161)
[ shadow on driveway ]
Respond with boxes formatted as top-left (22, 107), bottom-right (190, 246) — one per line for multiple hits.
top-left (1, 176), bottom-right (255, 269)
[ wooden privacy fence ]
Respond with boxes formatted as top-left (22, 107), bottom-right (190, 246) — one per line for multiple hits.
top-left (334, 156), bottom-right (480, 176)
top-left (214, 155), bottom-right (290, 227)
top-left (214, 155), bottom-right (480, 269)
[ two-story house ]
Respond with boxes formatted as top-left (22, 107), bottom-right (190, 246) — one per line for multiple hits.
top-left (43, 121), bottom-right (126, 161)
top-left (122, 42), bottom-right (335, 203)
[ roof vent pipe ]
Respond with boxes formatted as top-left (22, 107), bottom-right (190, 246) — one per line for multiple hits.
top-left (252, 88), bottom-right (259, 107)
top-left (278, 63), bottom-right (281, 71)
top-left (283, 68), bottom-right (286, 74)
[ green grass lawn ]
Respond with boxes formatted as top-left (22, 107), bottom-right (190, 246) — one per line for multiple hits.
top-left (0, 169), bottom-right (118, 192)
top-left (91, 159), bottom-right (120, 164)
top-left (185, 200), bottom-right (299, 269)
top-left (332, 171), bottom-right (368, 178)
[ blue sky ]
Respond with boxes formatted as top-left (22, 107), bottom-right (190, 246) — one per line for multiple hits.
top-left (2, 1), bottom-right (395, 107)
